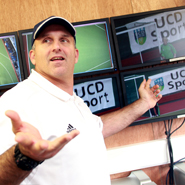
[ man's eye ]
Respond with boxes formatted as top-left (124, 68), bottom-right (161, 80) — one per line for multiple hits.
top-left (44, 39), bottom-right (51, 43)
top-left (61, 39), bottom-right (68, 43)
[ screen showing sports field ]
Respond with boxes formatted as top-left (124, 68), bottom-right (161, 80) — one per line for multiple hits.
top-left (19, 18), bottom-right (116, 78)
top-left (73, 19), bottom-right (115, 76)
top-left (74, 74), bottom-right (123, 115)
top-left (0, 34), bottom-right (22, 89)
top-left (19, 30), bottom-right (34, 77)
top-left (111, 6), bottom-right (185, 70)
top-left (120, 63), bottom-right (185, 125)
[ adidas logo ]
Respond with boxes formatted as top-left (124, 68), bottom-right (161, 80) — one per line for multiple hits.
top-left (67, 124), bottom-right (76, 133)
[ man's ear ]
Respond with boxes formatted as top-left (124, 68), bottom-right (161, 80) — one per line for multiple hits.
top-left (75, 49), bottom-right (79, 64)
top-left (29, 50), bottom-right (36, 65)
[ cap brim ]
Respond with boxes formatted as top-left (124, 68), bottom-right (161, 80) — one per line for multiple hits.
top-left (32, 16), bottom-right (76, 46)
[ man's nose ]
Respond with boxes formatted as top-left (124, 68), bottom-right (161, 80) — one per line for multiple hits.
top-left (52, 40), bottom-right (61, 52)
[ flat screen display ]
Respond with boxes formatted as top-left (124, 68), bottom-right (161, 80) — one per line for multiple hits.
top-left (111, 6), bottom-right (185, 70)
top-left (18, 18), bottom-right (117, 78)
top-left (120, 62), bottom-right (185, 125)
top-left (74, 73), bottom-right (123, 115)
top-left (18, 28), bottom-right (33, 78)
top-left (0, 32), bottom-right (24, 90)
top-left (73, 18), bottom-right (117, 77)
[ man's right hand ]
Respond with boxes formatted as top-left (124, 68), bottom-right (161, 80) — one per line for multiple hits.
top-left (5, 110), bottom-right (80, 161)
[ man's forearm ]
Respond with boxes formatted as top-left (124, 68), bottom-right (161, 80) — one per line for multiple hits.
top-left (101, 98), bottom-right (149, 138)
top-left (0, 145), bottom-right (31, 185)
top-left (101, 78), bottom-right (162, 138)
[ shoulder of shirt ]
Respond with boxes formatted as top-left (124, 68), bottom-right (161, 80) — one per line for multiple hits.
top-left (0, 72), bottom-right (40, 103)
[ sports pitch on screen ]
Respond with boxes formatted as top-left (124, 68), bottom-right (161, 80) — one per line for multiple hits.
top-left (19, 18), bottom-right (116, 78)
top-left (73, 19), bottom-right (115, 77)
top-left (0, 33), bottom-right (23, 89)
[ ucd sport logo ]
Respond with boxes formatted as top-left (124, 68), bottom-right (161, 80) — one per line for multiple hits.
top-left (134, 27), bottom-right (146, 45)
top-left (154, 77), bottom-right (164, 91)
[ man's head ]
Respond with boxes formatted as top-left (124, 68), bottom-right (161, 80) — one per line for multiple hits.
top-left (29, 16), bottom-right (79, 88)
top-left (162, 37), bottom-right (168, 45)
top-left (31, 16), bottom-right (76, 47)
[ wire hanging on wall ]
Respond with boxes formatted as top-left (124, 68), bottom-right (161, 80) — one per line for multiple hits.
top-left (164, 118), bottom-right (185, 185)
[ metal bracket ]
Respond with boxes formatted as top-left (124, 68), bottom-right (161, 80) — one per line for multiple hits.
top-left (111, 170), bottom-right (157, 185)
top-left (174, 162), bottom-right (185, 185)
top-left (131, 170), bottom-right (157, 185)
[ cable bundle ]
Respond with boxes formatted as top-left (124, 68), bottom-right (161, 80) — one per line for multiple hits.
top-left (164, 118), bottom-right (185, 185)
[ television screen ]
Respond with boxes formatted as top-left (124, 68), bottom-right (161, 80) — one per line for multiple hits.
top-left (18, 28), bottom-right (34, 78)
top-left (18, 18), bottom-right (117, 78)
top-left (0, 32), bottom-right (24, 90)
top-left (111, 6), bottom-right (185, 70)
top-left (74, 73), bottom-right (123, 115)
top-left (120, 62), bottom-right (185, 126)
top-left (73, 18), bottom-right (117, 77)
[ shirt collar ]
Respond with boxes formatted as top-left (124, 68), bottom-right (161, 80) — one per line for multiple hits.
top-left (28, 69), bottom-right (77, 102)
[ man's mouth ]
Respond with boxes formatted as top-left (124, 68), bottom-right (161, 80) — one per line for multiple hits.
top-left (50, 57), bottom-right (65, 61)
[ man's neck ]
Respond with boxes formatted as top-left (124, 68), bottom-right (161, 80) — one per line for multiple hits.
top-left (34, 70), bottom-right (74, 95)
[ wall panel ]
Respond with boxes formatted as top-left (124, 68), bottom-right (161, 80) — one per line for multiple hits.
top-left (1, 0), bottom-right (185, 184)
top-left (0, 0), bottom-right (134, 33)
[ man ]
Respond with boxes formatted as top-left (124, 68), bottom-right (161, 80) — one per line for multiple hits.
top-left (161, 37), bottom-right (176, 60)
top-left (0, 16), bottom-right (162, 185)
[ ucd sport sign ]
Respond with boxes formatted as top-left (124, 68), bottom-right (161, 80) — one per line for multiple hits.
top-left (149, 67), bottom-right (185, 96)
top-left (74, 78), bottom-right (115, 113)
top-left (126, 9), bottom-right (185, 54)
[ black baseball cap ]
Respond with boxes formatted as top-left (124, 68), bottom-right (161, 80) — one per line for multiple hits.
top-left (31, 16), bottom-right (76, 46)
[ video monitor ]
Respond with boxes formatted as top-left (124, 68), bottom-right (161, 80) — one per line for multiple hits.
top-left (18, 18), bottom-right (117, 78)
top-left (73, 18), bottom-right (117, 77)
top-left (120, 62), bottom-right (185, 126)
top-left (111, 6), bottom-right (185, 70)
top-left (18, 28), bottom-right (33, 78)
top-left (74, 73), bottom-right (123, 115)
top-left (0, 32), bottom-right (24, 90)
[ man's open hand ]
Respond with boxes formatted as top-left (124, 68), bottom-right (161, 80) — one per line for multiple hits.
top-left (5, 110), bottom-right (80, 161)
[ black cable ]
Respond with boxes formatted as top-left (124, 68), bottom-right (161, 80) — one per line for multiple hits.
top-left (165, 118), bottom-right (185, 185)
top-left (166, 156), bottom-right (185, 185)
top-left (164, 119), bottom-right (174, 185)
top-left (170, 119), bottom-right (185, 136)
top-left (174, 157), bottom-right (185, 165)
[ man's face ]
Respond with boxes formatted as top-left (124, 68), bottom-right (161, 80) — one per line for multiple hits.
top-left (163, 38), bottom-right (168, 45)
top-left (29, 24), bottom-right (79, 83)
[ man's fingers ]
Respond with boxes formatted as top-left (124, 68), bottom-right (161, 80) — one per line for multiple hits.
top-left (5, 110), bottom-right (20, 122)
top-left (16, 130), bottom-right (80, 161)
top-left (50, 130), bottom-right (80, 151)
top-left (140, 78), bottom-right (146, 89)
top-left (5, 110), bottom-right (80, 161)
top-left (5, 110), bottom-right (23, 133)
top-left (67, 130), bottom-right (80, 140)
top-left (29, 130), bottom-right (80, 160)
top-left (151, 84), bottom-right (160, 91)
top-left (145, 78), bottom-right (151, 88)
top-left (58, 130), bottom-right (80, 146)
top-left (156, 94), bottom-right (162, 101)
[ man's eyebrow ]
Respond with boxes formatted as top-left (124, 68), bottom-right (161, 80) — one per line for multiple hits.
top-left (38, 33), bottom-right (71, 39)
top-left (59, 34), bottom-right (71, 39)
top-left (36, 33), bottom-right (49, 40)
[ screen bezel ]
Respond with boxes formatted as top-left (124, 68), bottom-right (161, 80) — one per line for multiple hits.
top-left (0, 31), bottom-right (24, 91)
top-left (74, 73), bottom-right (124, 116)
top-left (120, 62), bottom-right (185, 126)
top-left (18, 18), bottom-right (118, 78)
top-left (72, 18), bottom-right (117, 78)
top-left (110, 6), bottom-right (185, 71)
top-left (18, 28), bottom-right (33, 79)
